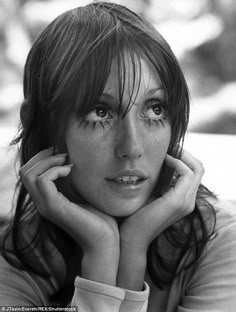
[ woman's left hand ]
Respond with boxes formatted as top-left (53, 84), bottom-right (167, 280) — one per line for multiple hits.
top-left (117, 150), bottom-right (205, 290)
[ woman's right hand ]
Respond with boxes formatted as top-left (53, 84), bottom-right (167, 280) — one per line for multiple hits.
top-left (19, 147), bottom-right (119, 285)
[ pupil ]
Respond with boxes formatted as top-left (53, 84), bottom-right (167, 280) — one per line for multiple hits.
top-left (153, 105), bottom-right (162, 115)
top-left (96, 107), bottom-right (106, 118)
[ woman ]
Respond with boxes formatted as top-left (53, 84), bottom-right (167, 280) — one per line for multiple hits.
top-left (1, 2), bottom-right (236, 311)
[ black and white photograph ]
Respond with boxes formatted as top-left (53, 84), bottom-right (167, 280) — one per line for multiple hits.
top-left (0, 0), bottom-right (236, 310)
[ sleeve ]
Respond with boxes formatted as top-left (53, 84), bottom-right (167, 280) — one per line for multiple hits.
top-left (71, 276), bottom-right (149, 312)
top-left (178, 224), bottom-right (236, 312)
top-left (120, 282), bottom-right (149, 312)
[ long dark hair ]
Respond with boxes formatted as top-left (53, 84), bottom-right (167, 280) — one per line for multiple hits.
top-left (1, 1), bottom-right (216, 306)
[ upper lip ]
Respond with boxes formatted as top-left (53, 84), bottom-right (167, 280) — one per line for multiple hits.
top-left (106, 169), bottom-right (148, 180)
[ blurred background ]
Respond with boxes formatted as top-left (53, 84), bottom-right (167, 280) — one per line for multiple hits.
top-left (0, 0), bottom-right (236, 217)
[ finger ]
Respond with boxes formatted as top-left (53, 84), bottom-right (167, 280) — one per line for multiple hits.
top-left (180, 149), bottom-right (205, 179)
top-left (21, 160), bottom-right (71, 207)
top-left (22, 154), bottom-right (68, 177)
top-left (165, 154), bottom-right (193, 177)
top-left (20, 154), bottom-right (68, 198)
top-left (165, 154), bottom-right (198, 195)
top-left (19, 147), bottom-right (54, 176)
top-left (34, 165), bottom-right (109, 238)
top-left (36, 165), bottom-right (73, 200)
top-left (166, 151), bottom-right (204, 183)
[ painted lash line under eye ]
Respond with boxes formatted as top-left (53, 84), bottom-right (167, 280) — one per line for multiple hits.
top-left (142, 100), bottom-right (168, 127)
top-left (146, 117), bottom-right (167, 128)
top-left (78, 120), bottom-right (89, 129)
top-left (78, 119), bottom-right (112, 130)
top-left (96, 120), bottom-right (112, 129)
top-left (79, 100), bottom-right (168, 130)
top-left (77, 103), bottom-right (113, 130)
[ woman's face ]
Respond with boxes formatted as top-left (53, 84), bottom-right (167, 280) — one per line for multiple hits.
top-left (65, 54), bottom-right (171, 216)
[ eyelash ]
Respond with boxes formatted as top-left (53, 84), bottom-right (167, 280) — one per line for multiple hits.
top-left (79, 119), bottom-right (112, 130)
top-left (141, 100), bottom-right (167, 127)
top-left (147, 118), bottom-right (165, 127)
top-left (79, 100), bottom-right (167, 129)
top-left (78, 104), bottom-right (112, 129)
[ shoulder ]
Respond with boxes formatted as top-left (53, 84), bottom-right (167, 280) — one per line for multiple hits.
top-left (196, 196), bottom-right (236, 260)
top-left (187, 198), bottom-right (236, 285)
top-left (179, 198), bottom-right (236, 310)
top-left (207, 197), bottom-right (236, 234)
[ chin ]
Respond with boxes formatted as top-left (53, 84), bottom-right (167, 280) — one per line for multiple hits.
top-left (99, 199), bottom-right (147, 217)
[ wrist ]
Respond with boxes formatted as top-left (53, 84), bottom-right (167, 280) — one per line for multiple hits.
top-left (82, 247), bottom-right (119, 286)
top-left (120, 222), bottom-right (148, 255)
top-left (117, 246), bottom-right (147, 291)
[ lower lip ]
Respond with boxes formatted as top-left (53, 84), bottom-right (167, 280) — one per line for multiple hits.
top-left (106, 179), bottom-right (147, 195)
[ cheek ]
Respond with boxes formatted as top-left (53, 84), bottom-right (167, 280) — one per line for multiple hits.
top-left (147, 125), bottom-right (171, 172)
top-left (66, 128), bottom-right (112, 176)
top-left (67, 140), bottom-right (97, 173)
top-left (147, 124), bottom-right (171, 155)
top-left (146, 126), bottom-right (171, 191)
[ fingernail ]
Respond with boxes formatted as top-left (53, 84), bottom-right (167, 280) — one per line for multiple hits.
top-left (46, 146), bottom-right (54, 152)
top-left (57, 153), bottom-right (68, 157)
top-left (66, 164), bottom-right (74, 168)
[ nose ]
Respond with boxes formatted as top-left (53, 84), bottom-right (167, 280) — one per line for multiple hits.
top-left (115, 115), bottom-right (144, 160)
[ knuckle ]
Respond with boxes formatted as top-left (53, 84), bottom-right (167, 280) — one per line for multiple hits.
top-left (185, 170), bottom-right (194, 180)
top-left (196, 164), bottom-right (205, 179)
top-left (36, 174), bottom-right (46, 186)
top-left (200, 164), bottom-right (205, 175)
top-left (188, 170), bottom-right (195, 177)
top-left (175, 158), bottom-right (182, 166)
top-left (196, 160), bottom-right (205, 172)
top-left (198, 160), bottom-right (203, 167)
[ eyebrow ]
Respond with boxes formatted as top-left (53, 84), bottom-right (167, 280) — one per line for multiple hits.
top-left (99, 93), bottom-right (115, 101)
top-left (100, 87), bottom-right (164, 101)
top-left (145, 87), bottom-right (164, 97)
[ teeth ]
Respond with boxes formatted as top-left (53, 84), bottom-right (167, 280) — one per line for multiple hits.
top-left (115, 176), bottom-right (140, 184)
top-left (120, 176), bottom-right (129, 182)
top-left (130, 176), bottom-right (139, 182)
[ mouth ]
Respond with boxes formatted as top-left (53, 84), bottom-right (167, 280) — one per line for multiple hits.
top-left (105, 169), bottom-right (148, 195)
top-left (107, 176), bottom-right (146, 185)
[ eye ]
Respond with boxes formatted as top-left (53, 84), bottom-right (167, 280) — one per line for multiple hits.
top-left (142, 100), bottom-right (166, 120)
top-left (85, 104), bottom-right (113, 122)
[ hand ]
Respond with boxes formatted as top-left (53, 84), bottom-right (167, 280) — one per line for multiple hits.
top-left (19, 147), bottom-right (119, 285)
top-left (117, 150), bottom-right (204, 289)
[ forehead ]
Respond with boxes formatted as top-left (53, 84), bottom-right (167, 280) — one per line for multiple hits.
top-left (103, 52), bottom-right (162, 98)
